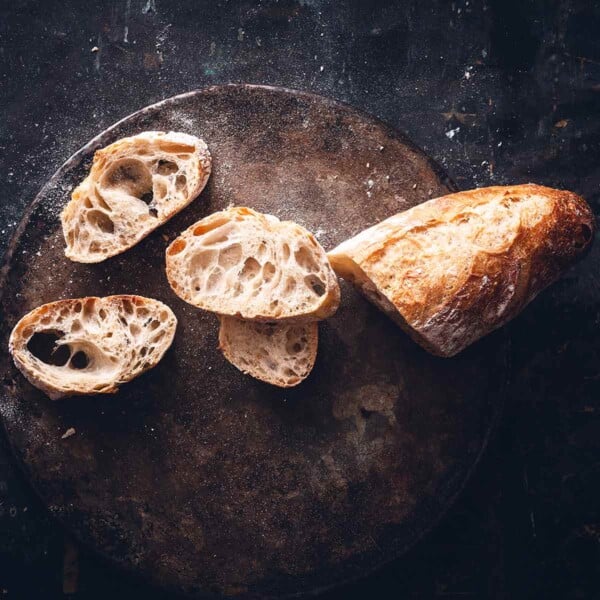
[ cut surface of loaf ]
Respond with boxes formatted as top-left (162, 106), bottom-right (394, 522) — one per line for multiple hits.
top-left (61, 131), bottom-right (211, 263)
top-left (328, 184), bottom-right (595, 357)
top-left (218, 316), bottom-right (318, 387)
top-left (166, 207), bottom-right (340, 321)
top-left (8, 296), bottom-right (177, 399)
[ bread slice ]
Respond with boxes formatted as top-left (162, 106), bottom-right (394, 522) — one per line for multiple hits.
top-left (218, 316), bottom-right (318, 387)
top-left (328, 184), bottom-right (595, 357)
top-left (165, 207), bottom-right (340, 322)
top-left (61, 131), bottom-right (211, 263)
top-left (8, 295), bottom-right (177, 399)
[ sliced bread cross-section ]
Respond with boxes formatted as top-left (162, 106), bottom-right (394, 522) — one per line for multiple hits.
top-left (61, 131), bottom-right (211, 263)
top-left (9, 295), bottom-right (177, 399)
top-left (165, 207), bottom-right (340, 322)
top-left (218, 316), bottom-right (318, 387)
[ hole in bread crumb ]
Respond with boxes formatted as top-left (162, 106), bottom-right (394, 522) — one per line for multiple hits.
top-left (70, 351), bottom-right (89, 370)
top-left (157, 142), bottom-right (194, 154)
top-left (149, 320), bottom-right (160, 330)
top-left (304, 274), bottom-right (326, 296)
top-left (137, 307), bottom-right (149, 318)
top-left (175, 174), bottom-right (187, 192)
top-left (168, 239), bottom-right (187, 255)
top-left (240, 257), bottom-right (260, 281)
top-left (98, 309), bottom-right (107, 320)
top-left (102, 158), bottom-right (152, 200)
top-left (94, 189), bottom-right (112, 212)
top-left (122, 299), bottom-right (134, 315)
top-left (156, 160), bottom-right (178, 175)
top-left (71, 320), bottom-right (82, 333)
top-left (256, 241), bottom-right (268, 259)
top-left (193, 219), bottom-right (229, 236)
top-left (152, 331), bottom-right (165, 343)
top-left (130, 323), bottom-right (141, 336)
top-left (140, 191), bottom-right (154, 206)
top-left (191, 250), bottom-right (216, 272)
top-left (159, 310), bottom-right (169, 321)
top-left (27, 332), bottom-right (70, 367)
top-left (282, 243), bottom-right (290, 260)
top-left (87, 210), bottom-right (115, 234)
top-left (74, 302), bottom-right (82, 313)
top-left (154, 180), bottom-right (168, 200)
top-left (218, 244), bottom-right (242, 268)
top-left (284, 277), bottom-right (296, 294)
top-left (82, 299), bottom-right (96, 320)
top-left (84, 196), bottom-right (93, 209)
top-left (263, 262), bottom-right (276, 282)
top-left (295, 246), bottom-right (320, 273)
top-left (206, 269), bottom-right (222, 293)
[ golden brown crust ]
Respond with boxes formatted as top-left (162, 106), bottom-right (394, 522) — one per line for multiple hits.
top-left (329, 184), bottom-right (595, 357)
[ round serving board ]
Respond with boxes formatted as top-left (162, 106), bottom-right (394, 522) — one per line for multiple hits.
top-left (0, 85), bottom-right (507, 598)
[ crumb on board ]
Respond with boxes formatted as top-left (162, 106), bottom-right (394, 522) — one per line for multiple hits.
top-left (91, 46), bottom-right (99, 53)
top-left (61, 427), bottom-right (76, 440)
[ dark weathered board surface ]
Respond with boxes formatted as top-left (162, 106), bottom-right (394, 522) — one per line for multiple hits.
top-left (0, 85), bottom-right (506, 597)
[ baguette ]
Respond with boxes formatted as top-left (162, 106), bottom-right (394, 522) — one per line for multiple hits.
top-left (328, 184), bottom-right (595, 357)
top-left (165, 207), bottom-right (340, 322)
top-left (218, 317), bottom-right (318, 387)
top-left (61, 131), bottom-right (211, 263)
top-left (9, 295), bottom-right (177, 399)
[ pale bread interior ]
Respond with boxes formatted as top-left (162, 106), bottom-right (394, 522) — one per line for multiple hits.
top-left (9, 296), bottom-right (177, 400)
top-left (61, 131), bottom-right (211, 263)
top-left (218, 316), bottom-right (318, 387)
top-left (166, 207), bottom-right (340, 322)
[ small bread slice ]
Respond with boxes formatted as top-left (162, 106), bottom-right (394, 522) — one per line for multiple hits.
top-left (218, 316), bottom-right (318, 387)
top-left (8, 295), bottom-right (177, 400)
top-left (165, 207), bottom-right (340, 322)
top-left (61, 131), bottom-right (211, 263)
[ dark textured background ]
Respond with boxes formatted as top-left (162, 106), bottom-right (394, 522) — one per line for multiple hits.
top-left (0, 0), bottom-right (598, 598)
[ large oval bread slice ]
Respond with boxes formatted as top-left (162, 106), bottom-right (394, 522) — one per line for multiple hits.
top-left (328, 184), bottom-right (595, 357)
top-left (8, 295), bottom-right (177, 400)
top-left (166, 207), bottom-right (340, 321)
top-left (61, 131), bottom-right (211, 263)
top-left (218, 316), bottom-right (318, 387)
